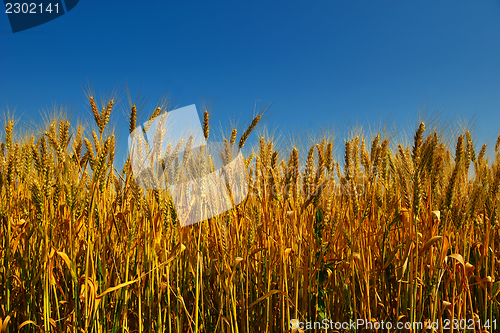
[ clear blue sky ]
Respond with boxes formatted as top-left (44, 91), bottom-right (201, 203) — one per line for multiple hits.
top-left (1, 0), bottom-right (500, 167)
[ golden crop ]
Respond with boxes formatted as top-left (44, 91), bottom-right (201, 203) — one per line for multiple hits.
top-left (0, 97), bottom-right (499, 332)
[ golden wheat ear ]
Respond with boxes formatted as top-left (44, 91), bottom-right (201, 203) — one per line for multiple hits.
top-left (238, 114), bottom-right (261, 150)
top-left (203, 109), bottom-right (209, 140)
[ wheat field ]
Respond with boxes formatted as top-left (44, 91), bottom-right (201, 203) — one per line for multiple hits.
top-left (0, 96), bottom-right (499, 332)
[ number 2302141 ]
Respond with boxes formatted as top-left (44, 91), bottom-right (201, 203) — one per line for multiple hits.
top-left (5, 3), bottom-right (59, 14)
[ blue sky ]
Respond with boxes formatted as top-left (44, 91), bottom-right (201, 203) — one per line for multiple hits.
top-left (1, 0), bottom-right (500, 167)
